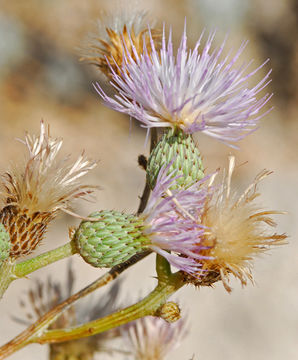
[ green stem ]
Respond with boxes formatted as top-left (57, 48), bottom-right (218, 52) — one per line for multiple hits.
top-left (33, 271), bottom-right (184, 344)
top-left (0, 251), bottom-right (151, 359)
top-left (156, 254), bottom-right (172, 284)
top-left (14, 241), bottom-right (77, 278)
top-left (0, 260), bottom-right (16, 299)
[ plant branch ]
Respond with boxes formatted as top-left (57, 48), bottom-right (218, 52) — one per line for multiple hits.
top-left (0, 250), bottom-right (151, 359)
top-left (0, 125), bottom-right (160, 358)
top-left (156, 254), bottom-right (172, 285)
top-left (0, 242), bottom-right (77, 300)
top-left (14, 241), bottom-right (77, 278)
top-left (32, 271), bottom-right (184, 344)
top-left (0, 261), bottom-right (16, 299)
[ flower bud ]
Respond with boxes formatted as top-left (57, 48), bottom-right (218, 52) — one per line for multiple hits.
top-left (74, 210), bottom-right (149, 268)
top-left (0, 223), bottom-right (11, 263)
top-left (147, 129), bottom-right (204, 190)
top-left (156, 302), bottom-right (181, 323)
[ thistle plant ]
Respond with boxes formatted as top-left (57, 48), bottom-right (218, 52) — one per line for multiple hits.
top-left (0, 6), bottom-right (287, 360)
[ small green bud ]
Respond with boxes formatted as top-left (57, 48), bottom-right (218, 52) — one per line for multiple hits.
top-left (74, 210), bottom-right (150, 268)
top-left (147, 129), bottom-right (204, 190)
top-left (0, 223), bottom-right (11, 263)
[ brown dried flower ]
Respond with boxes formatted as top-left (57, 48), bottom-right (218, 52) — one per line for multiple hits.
top-left (80, 2), bottom-right (160, 79)
top-left (187, 156), bottom-right (287, 292)
top-left (0, 121), bottom-right (97, 258)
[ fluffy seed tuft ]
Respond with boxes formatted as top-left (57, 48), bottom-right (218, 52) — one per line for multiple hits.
top-left (0, 121), bottom-right (97, 258)
top-left (195, 156), bottom-right (287, 291)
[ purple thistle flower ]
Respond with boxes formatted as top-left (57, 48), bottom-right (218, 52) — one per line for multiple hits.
top-left (94, 25), bottom-right (272, 145)
top-left (141, 163), bottom-right (212, 275)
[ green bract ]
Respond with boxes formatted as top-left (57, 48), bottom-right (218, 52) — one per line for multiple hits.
top-left (74, 210), bottom-right (149, 268)
top-left (147, 129), bottom-right (204, 190)
top-left (0, 223), bottom-right (11, 263)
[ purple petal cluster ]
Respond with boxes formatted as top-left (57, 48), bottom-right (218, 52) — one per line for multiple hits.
top-left (94, 26), bottom-right (272, 145)
top-left (142, 164), bottom-right (211, 275)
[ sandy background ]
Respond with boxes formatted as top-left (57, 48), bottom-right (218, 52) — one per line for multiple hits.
top-left (0, 0), bottom-right (297, 359)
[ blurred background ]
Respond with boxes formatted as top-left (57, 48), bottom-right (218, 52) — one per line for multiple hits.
top-left (0, 0), bottom-right (297, 359)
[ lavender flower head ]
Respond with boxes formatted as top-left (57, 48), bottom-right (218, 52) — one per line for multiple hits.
top-left (142, 164), bottom-right (211, 275)
top-left (122, 316), bottom-right (185, 360)
top-left (95, 25), bottom-right (272, 145)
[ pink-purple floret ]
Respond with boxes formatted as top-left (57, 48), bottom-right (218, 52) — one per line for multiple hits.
top-left (94, 25), bottom-right (272, 146)
top-left (142, 164), bottom-right (212, 275)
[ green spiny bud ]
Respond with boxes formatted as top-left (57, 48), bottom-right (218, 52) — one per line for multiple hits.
top-left (0, 223), bottom-right (11, 263)
top-left (74, 210), bottom-right (149, 268)
top-left (147, 129), bottom-right (204, 190)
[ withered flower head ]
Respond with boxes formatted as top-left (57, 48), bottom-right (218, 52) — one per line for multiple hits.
top-left (14, 262), bottom-right (121, 359)
top-left (0, 121), bottom-right (97, 258)
top-left (80, 0), bottom-right (160, 78)
top-left (188, 156), bottom-right (287, 291)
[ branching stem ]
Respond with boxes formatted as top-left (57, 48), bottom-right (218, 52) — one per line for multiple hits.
top-left (34, 271), bottom-right (184, 344)
top-left (0, 124), bottom-right (162, 358)
top-left (0, 251), bottom-right (151, 359)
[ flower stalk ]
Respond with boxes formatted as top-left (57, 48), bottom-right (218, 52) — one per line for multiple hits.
top-left (0, 241), bottom-right (77, 300)
top-left (0, 251), bottom-right (152, 359)
top-left (30, 257), bottom-right (184, 345)
top-left (0, 260), bottom-right (16, 299)
top-left (14, 241), bottom-right (77, 278)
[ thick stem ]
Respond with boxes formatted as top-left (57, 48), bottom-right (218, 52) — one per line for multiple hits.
top-left (33, 271), bottom-right (184, 344)
top-left (0, 242), bottom-right (77, 299)
top-left (0, 261), bottom-right (16, 299)
top-left (156, 254), bottom-right (172, 285)
top-left (14, 241), bottom-right (77, 278)
top-left (0, 251), bottom-right (151, 359)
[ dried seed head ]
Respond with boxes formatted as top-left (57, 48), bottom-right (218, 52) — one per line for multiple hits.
top-left (0, 121), bottom-right (97, 258)
top-left (80, 1), bottom-right (160, 79)
top-left (188, 156), bottom-right (287, 292)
